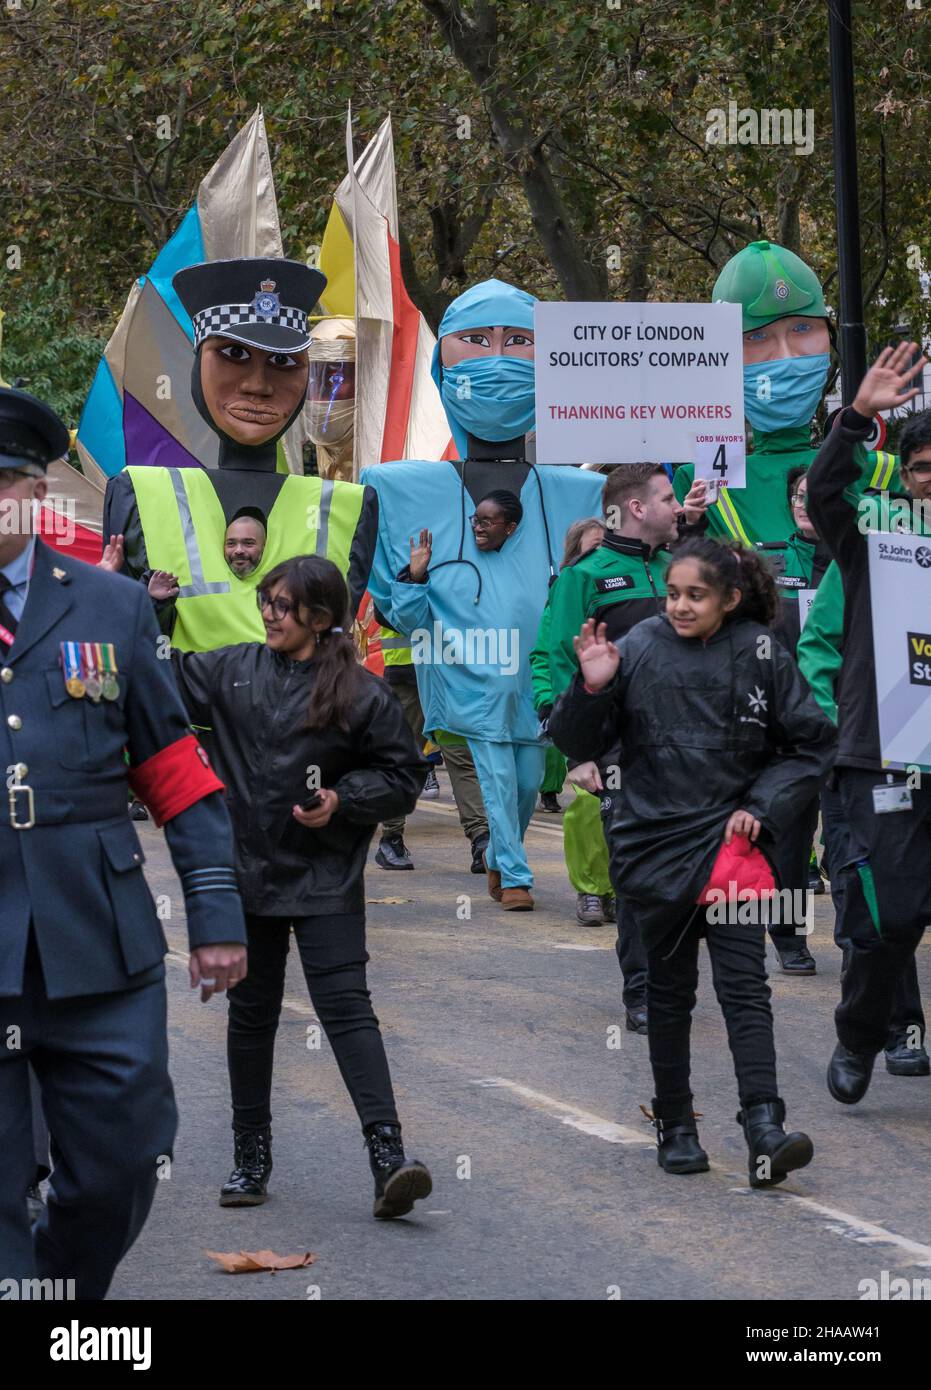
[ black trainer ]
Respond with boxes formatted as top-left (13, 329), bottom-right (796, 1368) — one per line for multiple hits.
top-left (625, 1006), bottom-right (648, 1035)
top-left (776, 942), bottom-right (817, 975)
top-left (884, 1033), bottom-right (931, 1077)
top-left (364, 1122), bottom-right (432, 1219)
top-left (539, 792), bottom-right (561, 813)
top-left (647, 1101), bottom-right (709, 1175)
top-left (737, 1099), bottom-right (813, 1188)
top-left (470, 832), bottom-right (490, 874)
top-left (375, 835), bottom-right (414, 870)
top-left (219, 1128), bottom-right (272, 1206)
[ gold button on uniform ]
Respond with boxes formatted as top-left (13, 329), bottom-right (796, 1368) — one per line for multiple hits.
top-left (7, 714), bottom-right (21, 730)
top-left (0, 668), bottom-right (12, 683)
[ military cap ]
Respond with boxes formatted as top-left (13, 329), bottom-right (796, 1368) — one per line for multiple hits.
top-left (0, 386), bottom-right (70, 471)
top-left (713, 240), bottom-right (829, 332)
top-left (173, 257), bottom-right (327, 354)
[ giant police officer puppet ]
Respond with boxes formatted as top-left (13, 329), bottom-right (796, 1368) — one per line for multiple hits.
top-left (0, 387), bottom-right (247, 1298)
top-left (361, 279), bottom-right (605, 906)
top-left (103, 258), bottom-right (378, 649)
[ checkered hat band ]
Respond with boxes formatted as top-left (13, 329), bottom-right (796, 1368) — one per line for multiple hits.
top-left (192, 303), bottom-right (309, 346)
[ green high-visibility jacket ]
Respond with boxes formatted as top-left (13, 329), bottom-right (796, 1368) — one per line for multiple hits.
top-left (128, 466), bottom-right (364, 651)
top-left (673, 425), bottom-right (898, 545)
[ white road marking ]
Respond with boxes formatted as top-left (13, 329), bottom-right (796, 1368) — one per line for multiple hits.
top-left (475, 1075), bottom-right (931, 1268)
top-left (165, 949), bottom-right (318, 1020)
top-left (547, 941), bottom-right (614, 951)
top-left (473, 1077), bottom-right (652, 1145)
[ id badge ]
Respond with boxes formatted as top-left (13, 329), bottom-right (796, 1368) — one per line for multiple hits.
top-left (872, 783), bottom-right (913, 815)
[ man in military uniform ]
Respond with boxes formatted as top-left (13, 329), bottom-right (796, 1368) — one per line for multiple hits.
top-left (0, 387), bottom-right (247, 1298)
top-left (103, 258), bottom-right (378, 651)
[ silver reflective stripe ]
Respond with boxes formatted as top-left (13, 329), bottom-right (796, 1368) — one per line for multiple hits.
top-left (380, 635), bottom-right (411, 650)
top-left (315, 479), bottom-right (334, 556)
top-left (169, 470), bottom-right (230, 598)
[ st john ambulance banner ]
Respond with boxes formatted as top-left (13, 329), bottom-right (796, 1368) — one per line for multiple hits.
top-left (533, 301), bottom-right (745, 472)
top-left (867, 530), bottom-right (931, 771)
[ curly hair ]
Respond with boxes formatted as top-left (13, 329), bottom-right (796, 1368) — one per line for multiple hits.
top-left (667, 536), bottom-right (779, 627)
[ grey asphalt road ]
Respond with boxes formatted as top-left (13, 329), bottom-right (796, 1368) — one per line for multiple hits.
top-left (109, 776), bottom-right (931, 1302)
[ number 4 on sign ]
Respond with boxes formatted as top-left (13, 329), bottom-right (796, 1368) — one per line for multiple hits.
top-left (693, 435), bottom-right (746, 492)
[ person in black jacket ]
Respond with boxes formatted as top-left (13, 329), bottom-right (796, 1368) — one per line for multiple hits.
top-left (550, 538), bottom-right (836, 1186)
top-left (170, 554), bottom-right (433, 1219)
top-left (806, 341), bottom-right (931, 1105)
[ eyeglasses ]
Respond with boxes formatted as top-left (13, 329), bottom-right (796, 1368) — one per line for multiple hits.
top-left (790, 492), bottom-right (808, 510)
top-left (469, 514), bottom-right (502, 531)
top-left (0, 469), bottom-right (39, 491)
top-left (256, 589), bottom-right (297, 621)
top-left (901, 463), bottom-right (931, 480)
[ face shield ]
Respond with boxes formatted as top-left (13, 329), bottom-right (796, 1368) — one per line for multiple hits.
top-left (306, 337), bottom-right (356, 448)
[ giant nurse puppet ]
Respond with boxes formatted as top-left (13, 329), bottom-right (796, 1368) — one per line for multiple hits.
top-left (361, 279), bottom-right (605, 909)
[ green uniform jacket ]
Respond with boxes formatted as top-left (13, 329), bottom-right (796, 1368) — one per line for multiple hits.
top-left (795, 560), bottom-right (844, 724)
top-left (531, 534), bottom-right (670, 710)
top-left (674, 424), bottom-right (898, 545)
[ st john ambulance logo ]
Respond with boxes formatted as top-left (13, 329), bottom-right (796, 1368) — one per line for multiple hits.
top-left (747, 686), bottom-right (768, 716)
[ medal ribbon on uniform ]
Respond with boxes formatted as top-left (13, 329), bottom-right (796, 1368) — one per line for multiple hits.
top-left (80, 641), bottom-right (102, 701)
top-left (97, 642), bottom-right (120, 700)
top-left (61, 641), bottom-right (86, 698)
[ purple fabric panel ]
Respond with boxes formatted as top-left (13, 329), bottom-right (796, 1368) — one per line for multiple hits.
top-left (123, 391), bottom-right (206, 469)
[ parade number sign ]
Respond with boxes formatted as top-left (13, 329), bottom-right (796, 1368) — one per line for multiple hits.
top-left (533, 301), bottom-right (745, 472)
top-left (867, 531), bottom-right (931, 770)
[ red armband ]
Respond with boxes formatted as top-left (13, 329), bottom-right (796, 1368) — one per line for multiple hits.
top-left (128, 734), bottom-right (225, 828)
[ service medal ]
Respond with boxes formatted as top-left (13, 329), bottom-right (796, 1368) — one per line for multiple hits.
top-left (66, 675), bottom-right (86, 698)
top-left (81, 642), bottom-right (102, 702)
top-left (61, 641), bottom-right (86, 698)
top-left (102, 674), bottom-right (119, 701)
top-left (99, 643), bottom-right (120, 701)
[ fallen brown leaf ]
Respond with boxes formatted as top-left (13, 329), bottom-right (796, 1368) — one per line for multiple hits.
top-left (205, 1249), bottom-right (316, 1274)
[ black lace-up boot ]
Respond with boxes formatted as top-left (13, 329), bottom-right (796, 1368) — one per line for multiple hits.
top-left (737, 1099), bottom-right (813, 1188)
top-left (219, 1127), bottom-right (273, 1206)
top-left (364, 1122), bottom-right (432, 1219)
top-left (647, 1099), bottom-right (709, 1175)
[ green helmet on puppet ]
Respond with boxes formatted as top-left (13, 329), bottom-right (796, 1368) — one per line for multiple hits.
top-left (712, 240), bottom-right (830, 333)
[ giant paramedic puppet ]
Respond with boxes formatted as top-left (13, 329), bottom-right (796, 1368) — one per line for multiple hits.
top-left (361, 279), bottom-right (605, 908)
top-left (103, 258), bottom-right (377, 649)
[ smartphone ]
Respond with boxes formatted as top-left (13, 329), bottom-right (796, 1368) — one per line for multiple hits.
top-left (703, 478), bottom-right (721, 504)
top-left (301, 791), bottom-right (323, 811)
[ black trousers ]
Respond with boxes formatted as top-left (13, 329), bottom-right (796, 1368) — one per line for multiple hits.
top-left (227, 912), bottom-right (398, 1133)
top-left (0, 937), bottom-right (176, 1300)
top-left (766, 794), bottom-right (820, 950)
top-left (834, 769), bottom-right (931, 1055)
top-left (820, 779), bottom-right (925, 1046)
top-left (646, 907), bottom-right (778, 1113)
top-left (600, 793), bottom-right (648, 1009)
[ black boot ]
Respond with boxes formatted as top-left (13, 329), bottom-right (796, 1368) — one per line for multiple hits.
top-left (364, 1122), bottom-right (432, 1219)
top-left (737, 1099), bottom-right (813, 1188)
top-left (648, 1100), bottom-right (709, 1175)
top-left (219, 1127), bottom-right (272, 1207)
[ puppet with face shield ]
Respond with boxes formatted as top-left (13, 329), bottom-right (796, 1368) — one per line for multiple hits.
top-left (361, 278), bottom-right (605, 907)
top-left (102, 259), bottom-right (377, 650)
top-left (306, 317), bottom-right (357, 482)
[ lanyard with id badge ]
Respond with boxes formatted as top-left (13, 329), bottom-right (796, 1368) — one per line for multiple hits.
top-left (872, 774), bottom-right (913, 815)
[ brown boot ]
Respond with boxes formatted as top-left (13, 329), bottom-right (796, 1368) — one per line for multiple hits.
top-left (482, 852), bottom-right (502, 902)
top-left (501, 887), bottom-right (534, 911)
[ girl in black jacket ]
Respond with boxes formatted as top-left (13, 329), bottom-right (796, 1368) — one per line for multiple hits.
top-left (550, 538), bottom-right (836, 1186)
top-left (171, 555), bottom-right (432, 1219)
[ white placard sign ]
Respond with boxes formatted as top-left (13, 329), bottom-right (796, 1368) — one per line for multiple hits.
top-left (867, 531), bottom-right (931, 770)
top-left (533, 301), bottom-right (746, 473)
top-left (798, 588), bottom-right (817, 631)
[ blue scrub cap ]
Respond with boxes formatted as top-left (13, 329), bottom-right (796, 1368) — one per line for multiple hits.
top-left (431, 279), bottom-right (537, 392)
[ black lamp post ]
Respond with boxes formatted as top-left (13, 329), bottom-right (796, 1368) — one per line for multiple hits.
top-left (828, 0), bottom-right (868, 404)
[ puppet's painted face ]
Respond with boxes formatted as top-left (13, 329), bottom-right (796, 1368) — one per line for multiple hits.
top-left (742, 315), bottom-right (830, 366)
top-left (440, 325), bottom-right (535, 368)
top-left (200, 337), bottom-right (310, 445)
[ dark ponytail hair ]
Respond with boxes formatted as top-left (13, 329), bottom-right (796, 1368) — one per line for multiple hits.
top-left (262, 554), bottom-right (360, 731)
top-left (667, 537), bottom-right (779, 627)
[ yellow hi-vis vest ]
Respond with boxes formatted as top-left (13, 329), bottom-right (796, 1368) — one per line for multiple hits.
top-left (127, 466), bottom-right (364, 651)
top-left (378, 625), bottom-right (412, 667)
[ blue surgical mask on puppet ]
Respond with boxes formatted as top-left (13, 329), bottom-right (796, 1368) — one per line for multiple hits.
top-left (431, 278), bottom-right (537, 457)
top-left (743, 353), bottom-right (829, 434)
